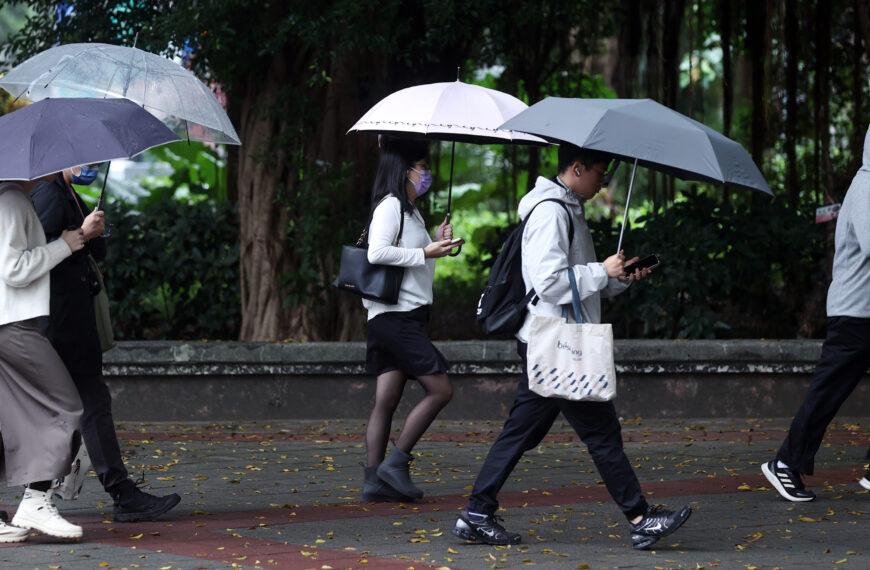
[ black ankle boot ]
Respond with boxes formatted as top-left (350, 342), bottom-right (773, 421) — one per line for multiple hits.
top-left (112, 481), bottom-right (181, 522)
top-left (376, 443), bottom-right (423, 499)
top-left (362, 467), bottom-right (412, 502)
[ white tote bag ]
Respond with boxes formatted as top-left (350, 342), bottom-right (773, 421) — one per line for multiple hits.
top-left (526, 271), bottom-right (617, 402)
top-left (53, 444), bottom-right (92, 500)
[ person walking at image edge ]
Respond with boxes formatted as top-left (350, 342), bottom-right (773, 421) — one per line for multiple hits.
top-left (762, 125), bottom-right (870, 502)
top-left (0, 178), bottom-right (87, 542)
top-left (451, 144), bottom-right (692, 551)
top-left (31, 167), bottom-right (181, 522)
top-left (361, 136), bottom-right (462, 502)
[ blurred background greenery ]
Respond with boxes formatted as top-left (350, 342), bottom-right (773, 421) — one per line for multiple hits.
top-left (0, 1), bottom-right (861, 341)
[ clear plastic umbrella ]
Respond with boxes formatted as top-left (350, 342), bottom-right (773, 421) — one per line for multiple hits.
top-left (0, 43), bottom-right (240, 145)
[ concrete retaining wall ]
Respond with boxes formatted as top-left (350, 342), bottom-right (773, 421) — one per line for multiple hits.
top-left (102, 340), bottom-right (869, 421)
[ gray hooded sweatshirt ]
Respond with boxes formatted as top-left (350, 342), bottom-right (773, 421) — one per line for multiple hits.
top-left (826, 124), bottom-right (870, 318)
top-left (516, 176), bottom-right (629, 342)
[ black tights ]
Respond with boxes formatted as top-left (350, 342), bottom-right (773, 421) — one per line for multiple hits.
top-left (365, 370), bottom-right (453, 466)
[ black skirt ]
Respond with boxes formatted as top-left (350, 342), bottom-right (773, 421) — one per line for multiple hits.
top-left (365, 306), bottom-right (450, 377)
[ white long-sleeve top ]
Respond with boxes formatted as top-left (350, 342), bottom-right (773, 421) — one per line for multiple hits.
top-left (516, 176), bottom-right (630, 342)
top-left (363, 196), bottom-right (435, 320)
top-left (0, 182), bottom-right (72, 326)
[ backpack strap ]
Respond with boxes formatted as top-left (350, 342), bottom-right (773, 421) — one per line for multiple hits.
top-left (524, 198), bottom-right (574, 244)
top-left (522, 198), bottom-right (575, 306)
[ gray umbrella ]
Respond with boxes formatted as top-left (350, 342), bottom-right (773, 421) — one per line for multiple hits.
top-left (0, 97), bottom-right (180, 180)
top-left (500, 97), bottom-right (773, 251)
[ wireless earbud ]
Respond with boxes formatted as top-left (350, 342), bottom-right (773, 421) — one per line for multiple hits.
top-left (574, 168), bottom-right (581, 176)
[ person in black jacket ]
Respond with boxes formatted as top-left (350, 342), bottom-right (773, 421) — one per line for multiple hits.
top-left (31, 165), bottom-right (181, 522)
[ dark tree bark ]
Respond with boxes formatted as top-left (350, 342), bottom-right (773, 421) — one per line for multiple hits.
top-left (614, 0), bottom-right (643, 98)
top-left (815, 0), bottom-right (833, 203)
top-left (747, 0), bottom-right (767, 171)
top-left (785, 0), bottom-right (799, 206)
top-left (719, 0), bottom-right (733, 138)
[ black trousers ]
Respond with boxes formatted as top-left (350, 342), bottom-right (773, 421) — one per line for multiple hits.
top-left (72, 372), bottom-right (129, 493)
top-left (777, 316), bottom-right (870, 475)
top-left (467, 342), bottom-right (648, 521)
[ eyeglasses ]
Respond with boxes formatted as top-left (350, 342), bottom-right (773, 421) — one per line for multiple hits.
top-left (597, 160), bottom-right (620, 186)
top-left (410, 161), bottom-right (430, 171)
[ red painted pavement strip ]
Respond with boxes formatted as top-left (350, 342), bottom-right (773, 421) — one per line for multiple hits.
top-left (114, 428), bottom-right (867, 445)
top-left (1, 465), bottom-right (863, 568)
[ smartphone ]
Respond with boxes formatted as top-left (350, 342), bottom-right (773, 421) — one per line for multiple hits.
top-left (449, 238), bottom-right (464, 245)
top-left (623, 253), bottom-right (660, 277)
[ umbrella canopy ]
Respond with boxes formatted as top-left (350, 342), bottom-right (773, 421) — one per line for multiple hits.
top-left (501, 97), bottom-right (772, 195)
top-left (0, 43), bottom-right (240, 145)
top-left (0, 97), bottom-right (180, 180)
top-left (348, 80), bottom-right (547, 146)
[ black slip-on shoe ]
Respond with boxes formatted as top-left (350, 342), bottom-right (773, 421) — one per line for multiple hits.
top-left (630, 505), bottom-right (692, 550)
top-left (114, 487), bottom-right (181, 522)
top-left (452, 512), bottom-right (521, 545)
top-left (859, 470), bottom-right (870, 491)
top-left (762, 460), bottom-right (816, 502)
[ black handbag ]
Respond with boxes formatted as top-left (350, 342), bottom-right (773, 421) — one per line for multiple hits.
top-left (333, 203), bottom-right (405, 304)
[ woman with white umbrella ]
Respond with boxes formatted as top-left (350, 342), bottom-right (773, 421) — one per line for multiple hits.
top-left (0, 175), bottom-right (88, 541)
top-left (362, 136), bottom-right (462, 502)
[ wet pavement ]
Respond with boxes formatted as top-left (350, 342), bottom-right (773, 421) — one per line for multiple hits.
top-left (1, 416), bottom-right (867, 569)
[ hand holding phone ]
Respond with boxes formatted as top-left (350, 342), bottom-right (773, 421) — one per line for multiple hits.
top-left (449, 238), bottom-right (464, 245)
top-left (622, 253), bottom-right (660, 279)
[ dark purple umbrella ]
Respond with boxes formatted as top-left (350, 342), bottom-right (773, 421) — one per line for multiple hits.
top-left (0, 97), bottom-right (180, 180)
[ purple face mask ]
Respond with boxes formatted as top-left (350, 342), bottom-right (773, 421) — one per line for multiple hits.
top-left (408, 168), bottom-right (433, 197)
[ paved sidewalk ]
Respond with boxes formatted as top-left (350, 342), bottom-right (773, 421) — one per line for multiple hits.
top-left (1, 417), bottom-right (867, 569)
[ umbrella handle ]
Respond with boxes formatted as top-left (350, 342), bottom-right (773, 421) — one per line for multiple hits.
top-left (95, 161), bottom-right (111, 212)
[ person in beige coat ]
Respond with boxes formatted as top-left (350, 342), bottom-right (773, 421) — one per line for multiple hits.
top-left (0, 177), bottom-right (90, 542)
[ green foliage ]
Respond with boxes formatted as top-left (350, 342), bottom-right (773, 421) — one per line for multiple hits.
top-left (595, 190), bottom-right (826, 339)
top-left (102, 197), bottom-right (240, 340)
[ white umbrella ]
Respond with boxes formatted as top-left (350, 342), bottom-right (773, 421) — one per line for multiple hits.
top-left (0, 43), bottom-right (240, 145)
top-left (349, 79), bottom-right (546, 145)
top-left (348, 80), bottom-right (547, 253)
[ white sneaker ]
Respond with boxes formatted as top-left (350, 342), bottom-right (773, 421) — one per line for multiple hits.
top-left (0, 520), bottom-right (29, 543)
top-left (11, 488), bottom-right (82, 539)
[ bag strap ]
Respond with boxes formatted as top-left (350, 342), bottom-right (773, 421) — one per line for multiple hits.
top-left (567, 269), bottom-right (583, 323)
top-left (360, 196), bottom-right (406, 247)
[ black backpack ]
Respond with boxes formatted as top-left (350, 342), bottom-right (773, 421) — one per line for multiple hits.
top-left (476, 198), bottom-right (574, 335)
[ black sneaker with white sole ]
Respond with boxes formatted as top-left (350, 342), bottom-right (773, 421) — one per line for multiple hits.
top-left (762, 460), bottom-right (816, 502)
top-left (859, 469), bottom-right (870, 491)
top-left (452, 512), bottom-right (521, 545)
top-left (629, 505), bottom-right (692, 550)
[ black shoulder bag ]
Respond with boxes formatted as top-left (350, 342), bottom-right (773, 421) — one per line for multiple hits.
top-left (332, 201), bottom-right (406, 304)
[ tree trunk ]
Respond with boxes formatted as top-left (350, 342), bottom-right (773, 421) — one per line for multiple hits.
top-left (785, 0), bottom-right (798, 205)
top-left (614, 0), bottom-right (643, 98)
top-left (719, 0), bottom-right (733, 138)
top-left (815, 0), bottom-right (833, 203)
top-left (747, 0), bottom-right (766, 171)
top-left (237, 52), bottom-right (296, 341)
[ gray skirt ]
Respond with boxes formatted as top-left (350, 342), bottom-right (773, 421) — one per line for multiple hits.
top-left (0, 319), bottom-right (82, 486)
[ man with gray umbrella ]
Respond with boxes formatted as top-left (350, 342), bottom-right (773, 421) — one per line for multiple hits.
top-left (452, 143), bottom-right (692, 551)
top-left (32, 166), bottom-right (181, 522)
